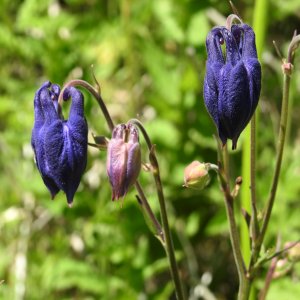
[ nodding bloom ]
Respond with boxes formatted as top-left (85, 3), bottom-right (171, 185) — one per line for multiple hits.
top-left (107, 123), bottom-right (141, 201)
top-left (31, 81), bottom-right (88, 205)
top-left (204, 23), bottom-right (261, 149)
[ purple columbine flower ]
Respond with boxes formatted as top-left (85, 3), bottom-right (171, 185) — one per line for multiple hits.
top-left (107, 123), bottom-right (141, 201)
top-left (31, 81), bottom-right (88, 205)
top-left (204, 23), bottom-right (261, 149)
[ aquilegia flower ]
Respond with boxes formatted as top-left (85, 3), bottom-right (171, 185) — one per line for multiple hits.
top-left (31, 81), bottom-right (88, 205)
top-left (204, 23), bottom-right (261, 149)
top-left (107, 123), bottom-right (141, 201)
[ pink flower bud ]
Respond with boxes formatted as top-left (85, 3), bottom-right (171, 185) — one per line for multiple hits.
top-left (183, 161), bottom-right (210, 190)
top-left (285, 242), bottom-right (300, 262)
top-left (107, 123), bottom-right (141, 201)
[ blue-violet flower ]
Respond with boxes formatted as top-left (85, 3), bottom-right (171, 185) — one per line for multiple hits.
top-left (31, 81), bottom-right (88, 204)
top-left (204, 23), bottom-right (261, 149)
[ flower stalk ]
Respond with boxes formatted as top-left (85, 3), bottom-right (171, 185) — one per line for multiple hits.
top-left (129, 118), bottom-right (186, 300)
top-left (134, 181), bottom-right (165, 243)
top-left (250, 115), bottom-right (260, 256)
top-left (258, 63), bottom-right (291, 245)
top-left (217, 146), bottom-right (250, 300)
top-left (58, 79), bottom-right (115, 131)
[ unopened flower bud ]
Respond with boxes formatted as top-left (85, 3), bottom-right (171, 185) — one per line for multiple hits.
top-left (183, 161), bottom-right (210, 190)
top-left (107, 123), bottom-right (141, 201)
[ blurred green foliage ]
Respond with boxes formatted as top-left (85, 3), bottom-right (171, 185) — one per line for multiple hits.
top-left (0, 0), bottom-right (299, 299)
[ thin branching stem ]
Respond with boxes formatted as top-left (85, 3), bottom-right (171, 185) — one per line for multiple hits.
top-left (217, 144), bottom-right (249, 300)
top-left (129, 118), bottom-right (186, 300)
top-left (253, 240), bottom-right (300, 270)
top-left (258, 235), bottom-right (281, 300)
top-left (250, 116), bottom-right (259, 256)
top-left (259, 87), bottom-right (290, 238)
top-left (134, 181), bottom-right (165, 243)
top-left (258, 61), bottom-right (291, 247)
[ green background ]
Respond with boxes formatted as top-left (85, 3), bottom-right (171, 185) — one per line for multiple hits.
top-left (0, 0), bottom-right (299, 299)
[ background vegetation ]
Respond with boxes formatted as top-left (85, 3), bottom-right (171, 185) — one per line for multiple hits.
top-left (0, 0), bottom-right (299, 299)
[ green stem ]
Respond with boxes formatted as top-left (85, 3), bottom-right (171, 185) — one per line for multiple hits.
top-left (130, 118), bottom-right (186, 300)
top-left (134, 181), bottom-right (165, 243)
top-left (238, 2), bottom-right (269, 299)
top-left (224, 193), bottom-right (247, 297)
top-left (218, 148), bottom-right (248, 300)
top-left (222, 144), bottom-right (230, 183)
top-left (239, 278), bottom-right (251, 300)
top-left (240, 0), bottom-right (269, 270)
top-left (152, 156), bottom-right (186, 300)
top-left (259, 73), bottom-right (290, 244)
top-left (250, 118), bottom-right (256, 218)
top-left (250, 116), bottom-right (259, 251)
top-left (251, 0), bottom-right (269, 238)
top-left (241, 125), bottom-right (251, 266)
top-left (250, 0), bottom-right (269, 251)
top-left (240, 0), bottom-right (270, 270)
top-left (237, 3), bottom-right (269, 300)
top-left (253, 0), bottom-right (269, 59)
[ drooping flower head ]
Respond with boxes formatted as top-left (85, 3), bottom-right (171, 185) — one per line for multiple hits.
top-left (107, 123), bottom-right (141, 201)
top-left (31, 81), bottom-right (88, 205)
top-left (204, 20), bottom-right (261, 149)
